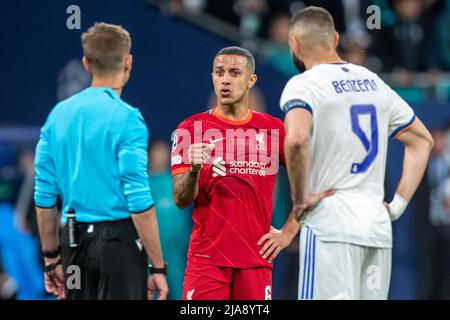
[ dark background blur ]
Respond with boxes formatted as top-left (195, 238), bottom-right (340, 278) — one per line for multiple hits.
top-left (1, 0), bottom-right (450, 300)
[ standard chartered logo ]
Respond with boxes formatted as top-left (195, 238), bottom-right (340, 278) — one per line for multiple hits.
top-left (229, 160), bottom-right (266, 176)
top-left (211, 157), bottom-right (268, 177)
top-left (212, 157), bottom-right (226, 177)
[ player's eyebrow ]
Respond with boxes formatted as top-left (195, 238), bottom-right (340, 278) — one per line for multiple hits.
top-left (214, 65), bottom-right (243, 71)
top-left (214, 67), bottom-right (242, 73)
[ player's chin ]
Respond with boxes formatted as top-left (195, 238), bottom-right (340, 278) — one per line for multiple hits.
top-left (218, 97), bottom-right (236, 105)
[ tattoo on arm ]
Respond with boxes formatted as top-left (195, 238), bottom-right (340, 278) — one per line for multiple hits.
top-left (172, 169), bottom-right (200, 208)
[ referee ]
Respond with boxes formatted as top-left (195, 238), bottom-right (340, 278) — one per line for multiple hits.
top-left (34, 22), bottom-right (168, 300)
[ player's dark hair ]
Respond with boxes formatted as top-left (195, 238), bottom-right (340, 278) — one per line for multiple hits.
top-left (81, 22), bottom-right (131, 75)
top-left (290, 6), bottom-right (335, 32)
top-left (215, 46), bottom-right (256, 73)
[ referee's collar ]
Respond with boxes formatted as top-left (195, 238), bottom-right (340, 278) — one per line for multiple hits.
top-left (86, 87), bottom-right (119, 98)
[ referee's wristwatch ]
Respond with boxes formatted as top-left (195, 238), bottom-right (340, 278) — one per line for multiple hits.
top-left (149, 262), bottom-right (168, 275)
top-left (41, 248), bottom-right (60, 259)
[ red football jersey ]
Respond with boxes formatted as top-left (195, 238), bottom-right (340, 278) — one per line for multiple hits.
top-left (171, 108), bottom-right (285, 268)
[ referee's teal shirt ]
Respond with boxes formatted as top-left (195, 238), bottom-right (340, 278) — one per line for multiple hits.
top-left (34, 87), bottom-right (154, 223)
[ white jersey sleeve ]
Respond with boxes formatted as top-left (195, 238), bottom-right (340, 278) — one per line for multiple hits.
top-left (383, 81), bottom-right (416, 138)
top-left (279, 74), bottom-right (316, 115)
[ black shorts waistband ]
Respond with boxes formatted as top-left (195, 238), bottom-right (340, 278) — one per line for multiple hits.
top-left (76, 217), bottom-right (132, 228)
top-left (60, 218), bottom-right (138, 245)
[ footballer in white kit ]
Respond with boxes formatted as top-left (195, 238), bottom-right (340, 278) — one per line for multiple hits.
top-left (260, 6), bottom-right (434, 300)
top-left (280, 61), bottom-right (413, 300)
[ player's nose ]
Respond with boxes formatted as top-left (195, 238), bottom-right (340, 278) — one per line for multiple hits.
top-left (221, 74), bottom-right (231, 85)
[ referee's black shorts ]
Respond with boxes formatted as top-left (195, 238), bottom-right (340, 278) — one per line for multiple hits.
top-left (60, 218), bottom-right (147, 300)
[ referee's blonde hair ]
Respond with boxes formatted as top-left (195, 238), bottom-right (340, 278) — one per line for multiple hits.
top-left (81, 22), bottom-right (131, 75)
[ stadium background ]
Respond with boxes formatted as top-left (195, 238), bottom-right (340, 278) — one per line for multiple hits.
top-left (1, 0), bottom-right (449, 300)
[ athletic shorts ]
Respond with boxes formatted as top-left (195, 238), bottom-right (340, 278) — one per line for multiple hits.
top-left (60, 218), bottom-right (147, 300)
top-left (182, 260), bottom-right (272, 300)
top-left (299, 225), bottom-right (391, 300)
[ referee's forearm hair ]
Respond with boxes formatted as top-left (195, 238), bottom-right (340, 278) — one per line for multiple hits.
top-left (35, 206), bottom-right (60, 252)
top-left (130, 206), bottom-right (165, 269)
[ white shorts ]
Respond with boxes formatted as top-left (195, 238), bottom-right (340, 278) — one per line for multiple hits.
top-left (298, 225), bottom-right (391, 300)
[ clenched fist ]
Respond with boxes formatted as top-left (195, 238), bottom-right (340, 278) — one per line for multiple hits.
top-left (188, 143), bottom-right (215, 172)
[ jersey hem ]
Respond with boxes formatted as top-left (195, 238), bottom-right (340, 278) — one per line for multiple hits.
top-left (302, 225), bottom-right (393, 249)
top-left (188, 254), bottom-right (273, 269)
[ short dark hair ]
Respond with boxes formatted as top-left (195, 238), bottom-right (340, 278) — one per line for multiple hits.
top-left (290, 6), bottom-right (335, 32)
top-left (81, 22), bottom-right (131, 75)
top-left (214, 46), bottom-right (256, 73)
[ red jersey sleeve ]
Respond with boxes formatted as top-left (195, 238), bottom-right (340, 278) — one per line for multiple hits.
top-left (171, 119), bottom-right (194, 176)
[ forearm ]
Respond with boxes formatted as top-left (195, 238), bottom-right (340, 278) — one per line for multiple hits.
top-left (396, 142), bottom-right (432, 202)
top-left (131, 207), bottom-right (165, 268)
top-left (281, 209), bottom-right (301, 241)
top-left (285, 138), bottom-right (309, 206)
top-left (172, 169), bottom-right (200, 208)
top-left (35, 206), bottom-right (60, 251)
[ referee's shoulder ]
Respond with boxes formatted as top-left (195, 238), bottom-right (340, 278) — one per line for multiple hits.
top-left (46, 90), bottom-right (84, 121)
top-left (111, 95), bottom-right (145, 122)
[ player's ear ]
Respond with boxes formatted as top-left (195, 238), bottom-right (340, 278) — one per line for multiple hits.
top-left (82, 56), bottom-right (91, 73)
top-left (334, 32), bottom-right (340, 48)
top-left (248, 74), bottom-right (257, 89)
top-left (289, 34), bottom-right (301, 57)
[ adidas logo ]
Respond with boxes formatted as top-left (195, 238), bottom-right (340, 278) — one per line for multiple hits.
top-left (212, 156), bottom-right (226, 177)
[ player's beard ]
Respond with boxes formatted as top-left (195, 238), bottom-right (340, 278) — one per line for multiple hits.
top-left (291, 52), bottom-right (306, 74)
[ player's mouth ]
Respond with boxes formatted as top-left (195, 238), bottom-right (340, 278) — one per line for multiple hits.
top-left (220, 89), bottom-right (231, 97)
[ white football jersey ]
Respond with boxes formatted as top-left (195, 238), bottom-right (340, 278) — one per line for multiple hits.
top-left (280, 62), bottom-right (415, 248)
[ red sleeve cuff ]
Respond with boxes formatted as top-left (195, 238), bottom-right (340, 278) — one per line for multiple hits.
top-left (171, 166), bottom-right (190, 176)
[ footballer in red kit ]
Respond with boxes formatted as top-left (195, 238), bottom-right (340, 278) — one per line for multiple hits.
top-left (171, 47), bottom-right (287, 300)
top-left (172, 109), bottom-right (285, 267)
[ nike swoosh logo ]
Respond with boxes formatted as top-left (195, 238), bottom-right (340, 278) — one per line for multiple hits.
top-left (209, 137), bottom-right (226, 144)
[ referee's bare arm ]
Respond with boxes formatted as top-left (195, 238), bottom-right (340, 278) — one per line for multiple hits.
top-left (119, 110), bottom-right (168, 298)
top-left (34, 119), bottom-right (65, 298)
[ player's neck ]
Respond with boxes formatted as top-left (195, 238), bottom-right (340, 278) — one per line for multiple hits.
top-left (215, 102), bottom-right (250, 121)
top-left (305, 53), bottom-right (345, 70)
top-left (91, 75), bottom-right (125, 96)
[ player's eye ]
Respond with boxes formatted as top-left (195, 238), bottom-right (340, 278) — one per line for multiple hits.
top-left (215, 69), bottom-right (224, 76)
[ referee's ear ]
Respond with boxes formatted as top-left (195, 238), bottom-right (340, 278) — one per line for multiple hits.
top-left (82, 56), bottom-right (91, 74)
top-left (125, 54), bottom-right (133, 73)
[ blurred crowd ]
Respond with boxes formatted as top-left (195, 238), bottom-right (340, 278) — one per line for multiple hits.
top-left (0, 140), bottom-right (43, 300)
top-left (159, 0), bottom-right (450, 100)
top-left (414, 124), bottom-right (450, 299)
